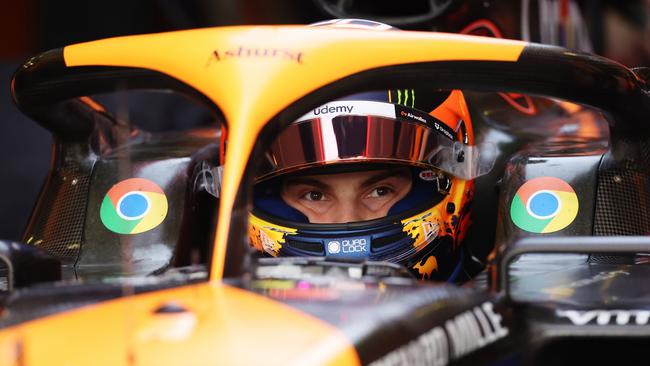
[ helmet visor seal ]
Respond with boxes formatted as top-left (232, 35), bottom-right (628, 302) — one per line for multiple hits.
top-left (258, 101), bottom-right (495, 181)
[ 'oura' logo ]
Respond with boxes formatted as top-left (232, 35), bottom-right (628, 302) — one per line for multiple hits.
top-left (208, 46), bottom-right (304, 65)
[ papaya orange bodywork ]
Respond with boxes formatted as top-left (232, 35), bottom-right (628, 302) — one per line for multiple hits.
top-left (0, 283), bottom-right (359, 365)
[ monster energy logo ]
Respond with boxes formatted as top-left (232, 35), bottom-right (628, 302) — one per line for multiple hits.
top-left (393, 89), bottom-right (416, 108)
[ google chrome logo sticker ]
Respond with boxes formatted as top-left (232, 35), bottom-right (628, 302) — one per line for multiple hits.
top-left (100, 178), bottom-right (168, 234)
top-left (510, 177), bottom-right (578, 233)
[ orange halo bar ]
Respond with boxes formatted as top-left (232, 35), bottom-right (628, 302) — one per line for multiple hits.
top-left (62, 25), bottom-right (526, 281)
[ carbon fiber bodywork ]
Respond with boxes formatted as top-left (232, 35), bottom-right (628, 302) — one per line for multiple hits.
top-left (24, 159), bottom-right (91, 264)
top-left (594, 139), bottom-right (650, 235)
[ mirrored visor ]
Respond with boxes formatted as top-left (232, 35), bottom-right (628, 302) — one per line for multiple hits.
top-left (258, 101), bottom-right (495, 181)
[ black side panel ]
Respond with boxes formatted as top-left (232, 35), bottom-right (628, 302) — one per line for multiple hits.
top-left (23, 152), bottom-right (92, 264)
top-left (0, 241), bottom-right (61, 291)
top-left (594, 137), bottom-right (650, 235)
top-left (245, 279), bottom-right (514, 365)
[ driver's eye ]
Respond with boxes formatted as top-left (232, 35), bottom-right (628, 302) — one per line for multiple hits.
top-left (375, 187), bottom-right (391, 196)
top-left (367, 186), bottom-right (393, 198)
top-left (303, 191), bottom-right (324, 201)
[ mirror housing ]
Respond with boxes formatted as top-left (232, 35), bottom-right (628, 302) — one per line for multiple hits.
top-left (0, 240), bottom-right (61, 292)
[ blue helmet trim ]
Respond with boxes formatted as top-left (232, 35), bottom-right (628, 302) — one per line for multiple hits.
top-left (253, 179), bottom-right (308, 222)
top-left (388, 170), bottom-right (441, 215)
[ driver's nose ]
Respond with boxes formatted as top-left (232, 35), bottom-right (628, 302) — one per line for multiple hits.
top-left (329, 201), bottom-right (368, 223)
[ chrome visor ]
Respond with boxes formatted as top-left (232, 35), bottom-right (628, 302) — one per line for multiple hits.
top-left (258, 101), bottom-right (495, 181)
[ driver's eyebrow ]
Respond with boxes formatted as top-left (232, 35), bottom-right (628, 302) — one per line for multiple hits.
top-left (283, 177), bottom-right (331, 191)
top-left (360, 169), bottom-right (409, 188)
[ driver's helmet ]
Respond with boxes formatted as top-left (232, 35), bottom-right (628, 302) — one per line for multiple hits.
top-left (248, 89), bottom-right (495, 281)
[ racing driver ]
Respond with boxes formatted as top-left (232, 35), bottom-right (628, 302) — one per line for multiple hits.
top-left (248, 88), bottom-right (495, 282)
